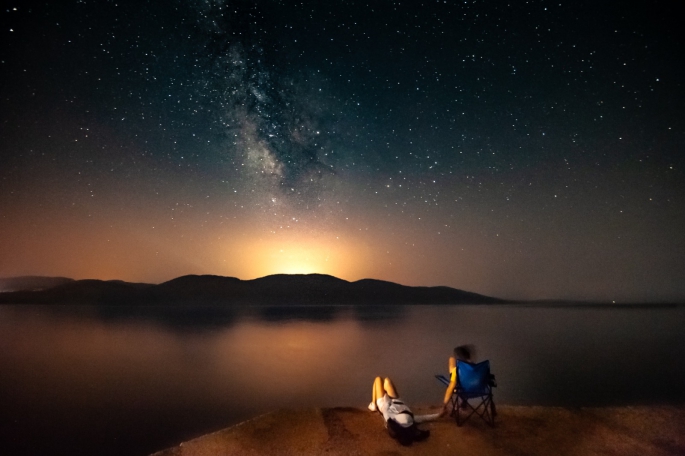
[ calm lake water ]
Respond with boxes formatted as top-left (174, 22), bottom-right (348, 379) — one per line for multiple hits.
top-left (1, 303), bottom-right (684, 456)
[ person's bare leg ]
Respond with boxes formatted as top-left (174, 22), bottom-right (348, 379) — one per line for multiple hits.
top-left (373, 376), bottom-right (384, 403)
top-left (369, 376), bottom-right (384, 411)
top-left (383, 377), bottom-right (399, 398)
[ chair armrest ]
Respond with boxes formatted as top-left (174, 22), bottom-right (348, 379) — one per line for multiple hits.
top-left (435, 374), bottom-right (450, 386)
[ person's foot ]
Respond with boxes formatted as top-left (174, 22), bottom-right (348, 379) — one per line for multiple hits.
top-left (368, 401), bottom-right (377, 412)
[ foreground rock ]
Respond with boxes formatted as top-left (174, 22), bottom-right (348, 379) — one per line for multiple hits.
top-left (151, 405), bottom-right (685, 456)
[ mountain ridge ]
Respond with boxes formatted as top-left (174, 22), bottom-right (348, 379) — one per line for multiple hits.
top-left (0, 276), bottom-right (75, 292)
top-left (0, 274), bottom-right (505, 305)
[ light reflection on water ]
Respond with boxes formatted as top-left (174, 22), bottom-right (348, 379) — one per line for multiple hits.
top-left (1, 304), bottom-right (684, 456)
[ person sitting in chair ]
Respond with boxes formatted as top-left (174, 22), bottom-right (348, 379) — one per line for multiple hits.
top-left (440, 345), bottom-right (473, 417)
top-left (368, 376), bottom-right (430, 445)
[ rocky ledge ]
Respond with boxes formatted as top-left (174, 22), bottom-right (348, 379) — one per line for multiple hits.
top-left (151, 405), bottom-right (685, 456)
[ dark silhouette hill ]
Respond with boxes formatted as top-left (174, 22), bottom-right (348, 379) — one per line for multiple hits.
top-left (0, 276), bottom-right (74, 292)
top-left (0, 273), bottom-right (505, 305)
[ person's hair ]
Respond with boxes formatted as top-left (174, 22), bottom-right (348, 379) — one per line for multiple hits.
top-left (386, 418), bottom-right (416, 446)
top-left (454, 345), bottom-right (471, 361)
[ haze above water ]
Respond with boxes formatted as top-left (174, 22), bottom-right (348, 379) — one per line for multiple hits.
top-left (1, 303), bottom-right (684, 456)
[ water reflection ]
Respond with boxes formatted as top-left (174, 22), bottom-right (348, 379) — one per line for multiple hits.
top-left (255, 304), bottom-right (410, 323)
top-left (31, 303), bottom-right (411, 329)
top-left (352, 304), bottom-right (408, 324)
top-left (0, 303), bottom-right (684, 456)
top-left (258, 305), bottom-right (340, 322)
top-left (93, 305), bottom-right (239, 331)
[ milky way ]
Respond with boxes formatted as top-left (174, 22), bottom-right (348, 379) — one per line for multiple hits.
top-left (196, 0), bottom-right (336, 203)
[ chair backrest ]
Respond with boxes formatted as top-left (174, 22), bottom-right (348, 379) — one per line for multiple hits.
top-left (457, 360), bottom-right (490, 393)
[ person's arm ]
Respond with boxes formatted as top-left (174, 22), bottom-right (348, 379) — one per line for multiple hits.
top-left (440, 356), bottom-right (457, 416)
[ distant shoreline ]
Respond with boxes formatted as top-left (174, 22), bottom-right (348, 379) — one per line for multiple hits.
top-left (1, 301), bottom-right (683, 308)
top-left (2, 274), bottom-right (682, 307)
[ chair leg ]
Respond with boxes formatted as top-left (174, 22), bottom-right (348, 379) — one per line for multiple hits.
top-left (456, 397), bottom-right (463, 426)
top-left (456, 397), bottom-right (466, 426)
top-left (484, 395), bottom-right (495, 427)
top-left (449, 393), bottom-right (458, 419)
top-left (455, 394), bottom-right (495, 427)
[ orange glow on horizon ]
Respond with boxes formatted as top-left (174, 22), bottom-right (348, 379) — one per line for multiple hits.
top-left (230, 234), bottom-right (371, 281)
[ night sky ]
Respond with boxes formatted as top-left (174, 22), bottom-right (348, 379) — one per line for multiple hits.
top-left (1, 0), bottom-right (683, 301)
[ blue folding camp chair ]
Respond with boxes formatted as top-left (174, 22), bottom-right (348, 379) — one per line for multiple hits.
top-left (436, 360), bottom-right (496, 427)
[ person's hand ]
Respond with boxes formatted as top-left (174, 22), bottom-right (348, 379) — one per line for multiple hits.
top-left (438, 403), bottom-right (449, 418)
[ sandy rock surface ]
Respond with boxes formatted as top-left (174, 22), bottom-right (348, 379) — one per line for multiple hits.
top-left (151, 405), bottom-right (685, 456)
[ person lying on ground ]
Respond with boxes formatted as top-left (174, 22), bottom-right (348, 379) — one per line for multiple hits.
top-left (368, 376), bottom-right (430, 445)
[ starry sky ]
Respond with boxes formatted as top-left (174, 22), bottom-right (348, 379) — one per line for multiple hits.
top-left (1, 0), bottom-right (683, 301)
